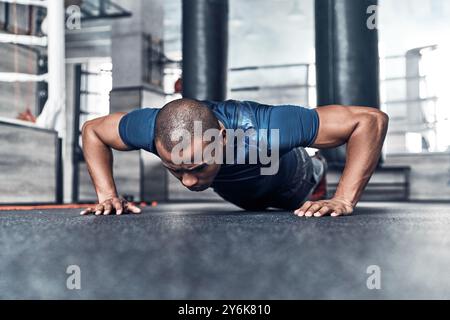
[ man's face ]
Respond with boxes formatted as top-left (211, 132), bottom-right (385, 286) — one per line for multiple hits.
top-left (156, 137), bottom-right (223, 192)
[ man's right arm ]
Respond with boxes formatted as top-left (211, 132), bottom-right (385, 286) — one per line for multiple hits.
top-left (80, 112), bottom-right (141, 215)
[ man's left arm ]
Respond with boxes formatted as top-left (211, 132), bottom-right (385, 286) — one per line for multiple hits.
top-left (295, 105), bottom-right (389, 217)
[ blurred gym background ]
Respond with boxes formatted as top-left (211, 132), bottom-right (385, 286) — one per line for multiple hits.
top-left (1, 0), bottom-right (450, 205)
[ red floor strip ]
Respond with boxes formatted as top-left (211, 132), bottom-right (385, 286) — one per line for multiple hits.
top-left (0, 204), bottom-right (97, 211)
top-left (0, 202), bottom-right (157, 211)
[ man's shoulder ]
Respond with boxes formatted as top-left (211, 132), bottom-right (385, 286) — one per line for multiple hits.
top-left (118, 107), bottom-right (160, 154)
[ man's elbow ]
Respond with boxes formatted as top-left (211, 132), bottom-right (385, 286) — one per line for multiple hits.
top-left (81, 120), bottom-right (97, 140)
top-left (363, 109), bottom-right (389, 134)
top-left (374, 109), bottom-right (389, 133)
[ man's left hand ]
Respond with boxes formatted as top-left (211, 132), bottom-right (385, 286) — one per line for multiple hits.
top-left (294, 198), bottom-right (354, 218)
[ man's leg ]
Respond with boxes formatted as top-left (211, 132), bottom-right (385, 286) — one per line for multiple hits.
top-left (269, 148), bottom-right (327, 211)
top-left (308, 153), bottom-right (328, 201)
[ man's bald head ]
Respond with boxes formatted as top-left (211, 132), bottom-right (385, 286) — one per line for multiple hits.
top-left (155, 98), bottom-right (221, 152)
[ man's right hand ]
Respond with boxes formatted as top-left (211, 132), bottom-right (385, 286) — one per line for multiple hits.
top-left (80, 197), bottom-right (142, 216)
top-left (81, 113), bottom-right (137, 217)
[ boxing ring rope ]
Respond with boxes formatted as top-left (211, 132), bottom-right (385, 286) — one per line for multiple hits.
top-left (0, 33), bottom-right (47, 46)
top-left (0, 72), bottom-right (48, 82)
top-left (0, 0), bottom-right (66, 137)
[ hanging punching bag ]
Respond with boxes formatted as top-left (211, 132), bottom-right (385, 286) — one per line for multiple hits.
top-left (182, 0), bottom-right (229, 101)
top-left (315, 0), bottom-right (380, 166)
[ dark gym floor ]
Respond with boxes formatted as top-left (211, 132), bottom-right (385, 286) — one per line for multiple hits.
top-left (1, 202), bottom-right (450, 299)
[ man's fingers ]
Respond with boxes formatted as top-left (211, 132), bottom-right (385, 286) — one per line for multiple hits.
top-left (295, 201), bottom-right (327, 217)
top-left (314, 206), bottom-right (331, 217)
top-left (294, 202), bottom-right (334, 217)
top-left (103, 203), bottom-right (113, 215)
top-left (295, 201), bottom-right (313, 216)
top-left (126, 203), bottom-right (142, 214)
top-left (305, 203), bottom-right (322, 217)
top-left (80, 207), bottom-right (93, 215)
top-left (331, 208), bottom-right (345, 217)
top-left (294, 198), bottom-right (354, 219)
top-left (331, 208), bottom-right (353, 217)
top-left (331, 212), bottom-right (342, 217)
top-left (80, 199), bottom-right (144, 217)
top-left (94, 205), bottom-right (104, 216)
top-left (112, 199), bottom-right (123, 215)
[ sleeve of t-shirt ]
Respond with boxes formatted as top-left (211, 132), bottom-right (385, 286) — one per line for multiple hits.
top-left (246, 101), bottom-right (319, 153)
top-left (118, 108), bottom-right (159, 154)
top-left (268, 105), bottom-right (320, 151)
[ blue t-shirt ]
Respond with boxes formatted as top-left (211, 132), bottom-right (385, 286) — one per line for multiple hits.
top-left (118, 100), bottom-right (319, 199)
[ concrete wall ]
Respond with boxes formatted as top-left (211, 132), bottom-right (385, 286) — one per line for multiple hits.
top-left (0, 119), bottom-right (61, 204)
top-left (111, 0), bottom-right (164, 89)
top-left (0, 3), bottom-right (41, 119)
top-left (385, 153), bottom-right (450, 201)
top-left (0, 44), bottom-right (39, 118)
top-left (65, 21), bottom-right (112, 61)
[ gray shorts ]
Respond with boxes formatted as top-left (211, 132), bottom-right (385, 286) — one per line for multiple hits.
top-left (268, 147), bottom-right (325, 210)
top-left (217, 148), bottom-right (325, 211)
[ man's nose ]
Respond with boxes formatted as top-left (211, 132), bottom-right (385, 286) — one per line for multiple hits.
top-left (181, 173), bottom-right (198, 188)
